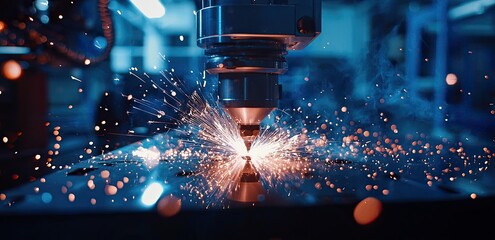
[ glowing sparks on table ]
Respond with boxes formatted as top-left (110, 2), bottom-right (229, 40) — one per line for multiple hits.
top-left (8, 66), bottom-right (492, 211)
top-left (119, 67), bottom-right (495, 207)
top-left (119, 68), bottom-right (321, 205)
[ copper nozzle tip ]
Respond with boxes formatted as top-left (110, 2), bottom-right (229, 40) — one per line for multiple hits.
top-left (228, 156), bottom-right (265, 202)
top-left (239, 125), bottom-right (260, 150)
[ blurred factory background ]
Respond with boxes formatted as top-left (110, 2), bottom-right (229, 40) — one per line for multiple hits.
top-left (1, 0), bottom-right (495, 191)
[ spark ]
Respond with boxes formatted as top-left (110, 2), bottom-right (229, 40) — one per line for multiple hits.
top-left (248, 127), bottom-right (308, 187)
top-left (70, 76), bottom-right (82, 82)
top-left (132, 146), bottom-right (161, 168)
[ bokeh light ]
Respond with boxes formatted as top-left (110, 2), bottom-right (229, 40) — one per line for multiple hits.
top-left (446, 73), bottom-right (458, 85)
top-left (353, 197), bottom-right (382, 225)
top-left (2, 60), bottom-right (22, 80)
top-left (157, 195), bottom-right (182, 217)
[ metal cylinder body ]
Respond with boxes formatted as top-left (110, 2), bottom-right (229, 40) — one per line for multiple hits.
top-left (197, 0), bottom-right (321, 149)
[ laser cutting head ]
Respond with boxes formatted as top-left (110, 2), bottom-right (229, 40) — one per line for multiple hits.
top-left (197, 0), bottom-right (321, 150)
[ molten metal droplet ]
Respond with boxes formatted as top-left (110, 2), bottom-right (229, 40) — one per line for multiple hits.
top-left (105, 185), bottom-right (118, 196)
top-left (353, 197), bottom-right (382, 225)
top-left (100, 170), bottom-right (110, 179)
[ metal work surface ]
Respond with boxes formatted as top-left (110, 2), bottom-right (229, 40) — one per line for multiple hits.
top-left (1, 128), bottom-right (495, 239)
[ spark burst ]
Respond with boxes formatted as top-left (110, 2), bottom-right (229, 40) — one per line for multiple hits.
top-left (127, 69), bottom-right (309, 204)
top-left (121, 67), bottom-right (494, 208)
top-left (181, 91), bottom-right (310, 203)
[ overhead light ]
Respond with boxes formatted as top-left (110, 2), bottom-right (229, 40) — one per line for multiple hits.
top-left (449, 0), bottom-right (495, 20)
top-left (0, 47), bottom-right (30, 55)
top-left (130, 0), bottom-right (166, 19)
